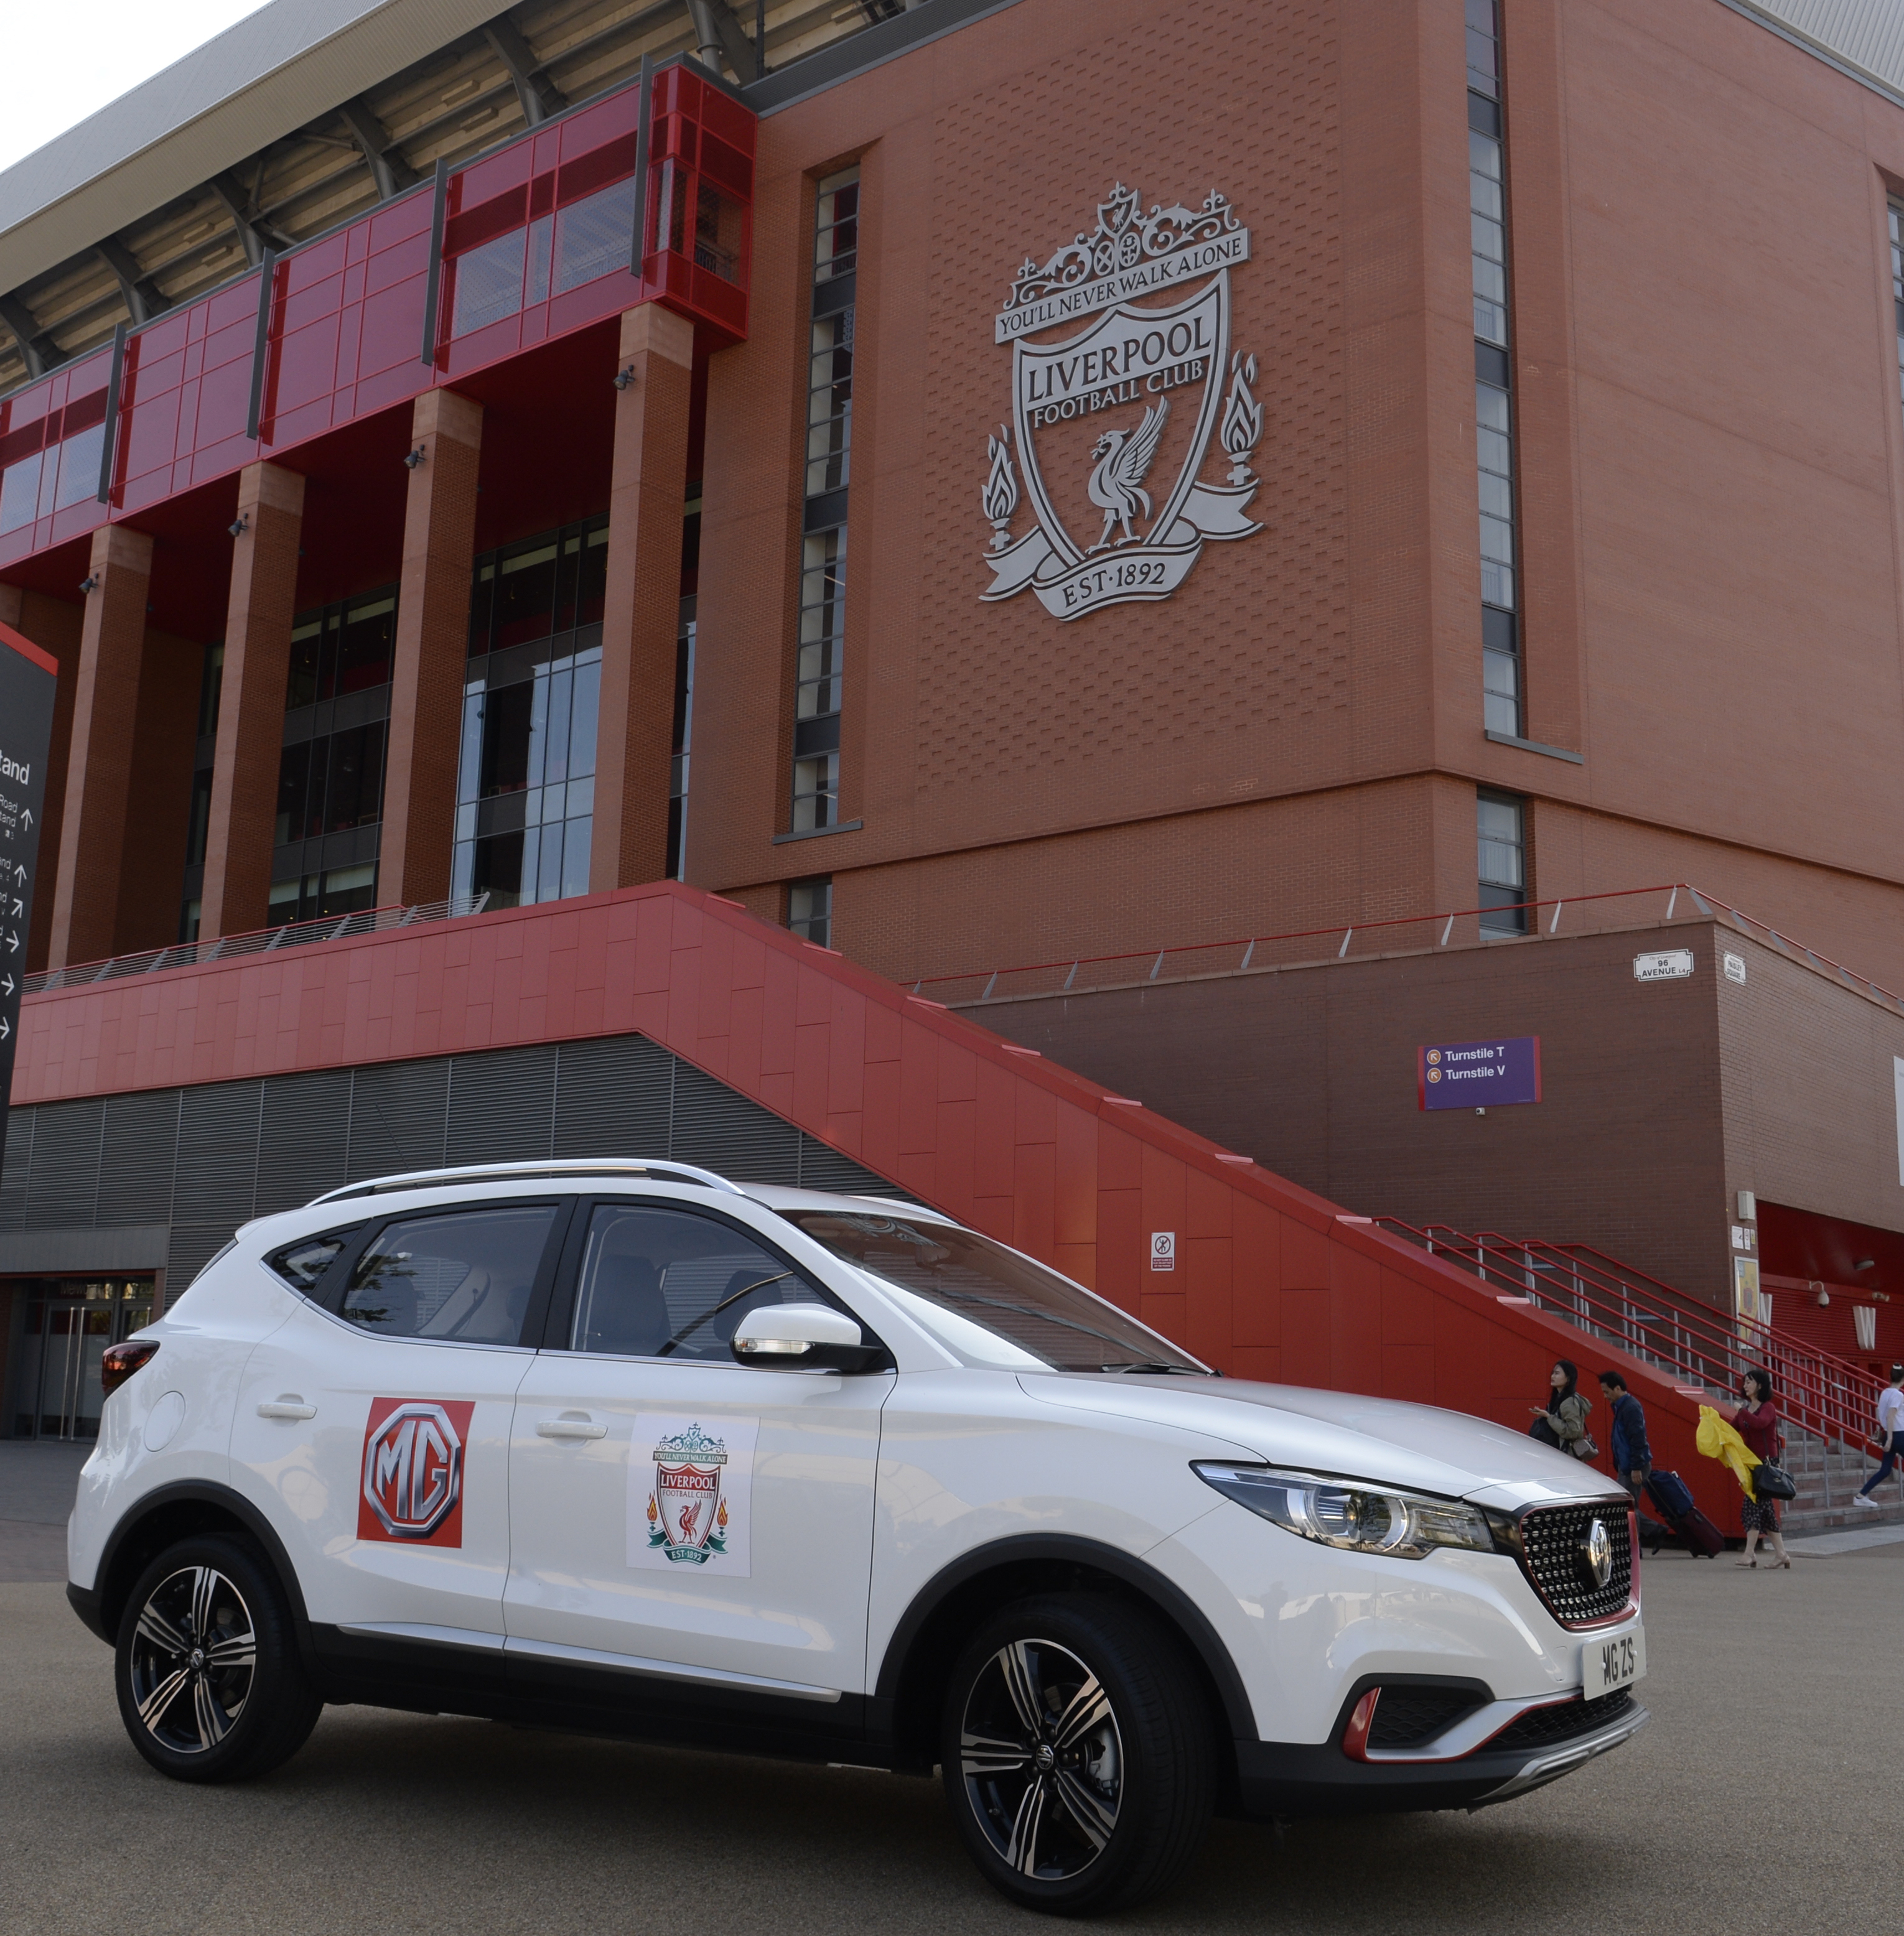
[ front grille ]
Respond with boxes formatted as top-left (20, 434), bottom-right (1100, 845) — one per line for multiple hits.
top-left (1489, 1688), bottom-right (1635, 1752)
top-left (1516, 1502), bottom-right (1633, 1626)
top-left (1367, 1688), bottom-right (1481, 1750)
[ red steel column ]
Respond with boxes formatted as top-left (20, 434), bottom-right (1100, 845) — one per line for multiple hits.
top-left (199, 462), bottom-right (306, 941)
top-left (379, 389), bottom-right (483, 907)
top-left (46, 524), bottom-right (152, 969)
top-left (590, 302), bottom-right (694, 893)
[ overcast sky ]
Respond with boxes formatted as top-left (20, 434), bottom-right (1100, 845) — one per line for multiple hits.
top-left (0, 0), bottom-right (271, 174)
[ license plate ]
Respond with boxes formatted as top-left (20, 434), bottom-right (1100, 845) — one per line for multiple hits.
top-left (1582, 1625), bottom-right (1645, 1697)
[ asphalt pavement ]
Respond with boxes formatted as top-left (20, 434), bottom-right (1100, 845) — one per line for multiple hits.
top-left (5, 1448), bottom-right (1902, 1935)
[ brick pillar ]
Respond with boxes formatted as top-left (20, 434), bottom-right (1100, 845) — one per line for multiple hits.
top-left (0, 583), bottom-right (82, 972)
top-left (46, 524), bottom-right (152, 969)
top-left (590, 303), bottom-right (694, 893)
top-left (199, 462), bottom-right (306, 941)
top-left (379, 389), bottom-right (482, 907)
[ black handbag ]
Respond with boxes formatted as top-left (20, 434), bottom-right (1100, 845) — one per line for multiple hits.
top-left (1753, 1461), bottom-right (1798, 1501)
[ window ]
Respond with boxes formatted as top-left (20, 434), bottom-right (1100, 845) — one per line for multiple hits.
top-left (566, 1204), bottom-right (820, 1362)
top-left (267, 863), bottom-right (379, 928)
top-left (1477, 789), bottom-right (1527, 935)
top-left (340, 1205), bottom-right (559, 1344)
top-left (454, 516), bottom-right (608, 910)
top-left (1469, 0), bottom-right (1522, 737)
top-left (1890, 201), bottom-right (1904, 421)
top-left (668, 597), bottom-right (696, 879)
top-left (787, 876), bottom-right (832, 947)
top-left (178, 641), bottom-right (223, 942)
top-left (780, 1209), bottom-right (1204, 1374)
top-left (268, 1233), bottom-right (348, 1293)
top-left (790, 168), bottom-right (858, 834)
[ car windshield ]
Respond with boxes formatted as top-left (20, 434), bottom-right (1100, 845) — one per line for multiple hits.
top-left (780, 1209), bottom-right (1210, 1374)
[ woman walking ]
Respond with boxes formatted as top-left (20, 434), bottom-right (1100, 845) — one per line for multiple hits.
top-left (1730, 1366), bottom-right (1790, 1569)
top-left (1529, 1359), bottom-right (1594, 1457)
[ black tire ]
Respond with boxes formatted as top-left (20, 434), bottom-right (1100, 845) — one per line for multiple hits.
top-left (940, 1592), bottom-right (1215, 1916)
top-left (114, 1533), bottom-right (323, 1784)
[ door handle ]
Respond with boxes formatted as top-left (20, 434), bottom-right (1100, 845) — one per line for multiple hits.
top-left (536, 1415), bottom-right (607, 1440)
top-left (256, 1397), bottom-right (316, 1420)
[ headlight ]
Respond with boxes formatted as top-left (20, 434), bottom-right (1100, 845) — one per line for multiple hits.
top-left (1192, 1463), bottom-right (1497, 1560)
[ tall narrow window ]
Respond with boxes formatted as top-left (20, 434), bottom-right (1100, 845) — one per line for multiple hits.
top-left (178, 641), bottom-right (223, 942)
top-left (1477, 789), bottom-right (1527, 936)
top-left (1470, 0), bottom-right (1522, 738)
top-left (792, 168), bottom-right (857, 834)
top-left (1890, 201), bottom-right (1904, 422)
top-left (668, 596), bottom-right (696, 879)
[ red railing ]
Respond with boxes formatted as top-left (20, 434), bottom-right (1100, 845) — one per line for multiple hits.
top-left (1376, 1221), bottom-right (1887, 1454)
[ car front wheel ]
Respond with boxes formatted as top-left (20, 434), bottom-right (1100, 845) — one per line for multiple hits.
top-left (940, 1592), bottom-right (1214, 1915)
top-left (114, 1533), bottom-right (323, 1784)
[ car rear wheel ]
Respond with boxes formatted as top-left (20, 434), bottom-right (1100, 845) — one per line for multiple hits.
top-left (940, 1592), bottom-right (1214, 1916)
top-left (114, 1533), bottom-right (322, 1783)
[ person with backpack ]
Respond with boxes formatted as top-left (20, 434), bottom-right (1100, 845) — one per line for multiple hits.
top-left (1853, 1363), bottom-right (1904, 1507)
top-left (1727, 1366), bottom-right (1791, 1569)
top-left (1600, 1369), bottom-right (1659, 1553)
top-left (1529, 1359), bottom-right (1595, 1458)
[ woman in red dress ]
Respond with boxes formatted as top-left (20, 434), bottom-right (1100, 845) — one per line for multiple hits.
top-left (1730, 1366), bottom-right (1790, 1570)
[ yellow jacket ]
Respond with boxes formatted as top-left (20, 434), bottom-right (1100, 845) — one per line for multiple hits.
top-left (1696, 1405), bottom-right (1762, 1502)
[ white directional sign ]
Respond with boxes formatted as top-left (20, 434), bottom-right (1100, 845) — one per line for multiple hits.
top-left (0, 622), bottom-right (56, 1161)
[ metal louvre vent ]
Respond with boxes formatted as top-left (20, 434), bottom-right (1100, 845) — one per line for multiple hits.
top-left (1517, 1503), bottom-right (1633, 1626)
top-left (24, 1097), bottom-right (104, 1230)
top-left (1489, 1688), bottom-right (1635, 1751)
top-left (1366, 1688), bottom-right (1480, 1751)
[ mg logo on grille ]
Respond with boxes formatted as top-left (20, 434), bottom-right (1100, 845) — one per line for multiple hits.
top-left (358, 1398), bottom-right (472, 1545)
top-left (1580, 1517), bottom-right (1613, 1589)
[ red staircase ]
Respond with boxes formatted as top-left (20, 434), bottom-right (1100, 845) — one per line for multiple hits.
top-left (1375, 1222), bottom-right (1887, 1454)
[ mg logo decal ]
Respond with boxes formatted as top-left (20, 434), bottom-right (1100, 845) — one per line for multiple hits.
top-left (357, 1398), bottom-right (472, 1546)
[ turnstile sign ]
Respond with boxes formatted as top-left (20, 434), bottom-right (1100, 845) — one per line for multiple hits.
top-left (1419, 1036), bottom-right (1541, 1110)
top-left (0, 623), bottom-right (57, 1163)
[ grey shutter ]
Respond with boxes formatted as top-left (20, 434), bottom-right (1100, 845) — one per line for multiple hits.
top-left (25, 1097), bottom-right (105, 1230)
top-left (796, 1132), bottom-right (898, 1198)
top-left (169, 1080), bottom-right (264, 1282)
top-left (99, 1089), bottom-right (180, 1227)
top-left (0, 1104), bottom-right (33, 1232)
top-left (551, 1034), bottom-right (673, 1158)
top-left (446, 1044), bottom-right (557, 1166)
top-left (668, 1059), bottom-right (800, 1184)
top-left (256, 1069), bottom-right (353, 1214)
top-left (346, 1057), bottom-right (450, 1181)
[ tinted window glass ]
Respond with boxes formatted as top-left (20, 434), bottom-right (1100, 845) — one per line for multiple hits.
top-left (342, 1205), bottom-right (557, 1344)
top-left (569, 1206), bottom-right (816, 1361)
top-left (780, 1211), bottom-right (1207, 1374)
top-left (268, 1234), bottom-right (347, 1293)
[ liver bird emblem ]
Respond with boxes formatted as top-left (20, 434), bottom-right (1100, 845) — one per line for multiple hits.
top-left (1086, 398), bottom-right (1170, 552)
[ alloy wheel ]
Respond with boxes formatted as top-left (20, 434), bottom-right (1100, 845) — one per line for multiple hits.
top-left (126, 1565), bottom-right (256, 1755)
top-left (959, 1636), bottom-right (1123, 1881)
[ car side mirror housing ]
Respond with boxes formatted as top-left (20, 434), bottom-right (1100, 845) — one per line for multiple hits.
top-left (732, 1302), bottom-right (882, 1372)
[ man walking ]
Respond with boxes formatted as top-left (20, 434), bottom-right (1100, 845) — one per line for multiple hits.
top-left (1852, 1362), bottom-right (1904, 1507)
top-left (1600, 1370), bottom-right (1656, 1548)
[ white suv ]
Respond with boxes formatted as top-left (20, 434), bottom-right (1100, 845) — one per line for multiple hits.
top-left (70, 1161), bottom-right (1646, 1915)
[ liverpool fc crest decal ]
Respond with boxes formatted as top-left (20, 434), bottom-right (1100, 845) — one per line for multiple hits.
top-left (629, 1414), bottom-right (758, 1576)
top-left (981, 183), bottom-right (1264, 620)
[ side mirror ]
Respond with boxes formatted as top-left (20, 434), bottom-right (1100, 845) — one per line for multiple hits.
top-left (732, 1302), bottom-right (878, 1372)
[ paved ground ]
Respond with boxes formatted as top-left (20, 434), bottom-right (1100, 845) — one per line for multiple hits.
top-left (7, 1450), bottom-right (1903, 1935)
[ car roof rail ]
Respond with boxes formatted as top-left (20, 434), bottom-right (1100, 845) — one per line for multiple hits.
top-left (305, 1158), bottom-right (748, 1207)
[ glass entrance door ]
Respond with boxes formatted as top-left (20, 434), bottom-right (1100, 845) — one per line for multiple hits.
top-left (6, 1279), bottom-right (155, 1440)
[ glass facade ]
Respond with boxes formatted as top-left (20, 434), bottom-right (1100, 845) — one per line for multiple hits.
top-left (1478, 789), bottom-right (1528, 935)
top-left (5, 1278), bottom-right (154, 1440)
top-left (269, 588), bottom-right (396, 926)
top-left (1470, 0), bottom-right (1523, 738)
top-left (452, 516), bottom-right (607, 910)
top-left (791, 168), bottom-right (858, 834)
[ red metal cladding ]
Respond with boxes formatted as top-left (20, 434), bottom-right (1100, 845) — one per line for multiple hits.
top-left (13, 878), bottom-right (1729, 1524)
top-left (0, 58), bottom-right (756, 568)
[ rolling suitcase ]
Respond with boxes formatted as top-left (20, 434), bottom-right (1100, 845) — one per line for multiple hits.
top-left (1646, 1469), bottom-right (1724, 1558)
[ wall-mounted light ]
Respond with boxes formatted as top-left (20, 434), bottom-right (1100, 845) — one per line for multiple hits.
top-left (78, 575), bottom-right (98, 593)
top-left (612, 366), bottom-right (636, 391)
top-left (1856, 1258), bottom-right (1876, 1271)
top-left (403, 446), bottom-right (426, 469)
top-left (228, 513), bottom-right (249, 538)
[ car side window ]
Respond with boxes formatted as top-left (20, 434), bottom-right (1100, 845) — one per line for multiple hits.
top-left (267, 1232), bottom-right (353, 1296)
top-left (567, 1204), bottom-right (826, 1362)
top-left (341, 1204), bottom-right (559, 1345)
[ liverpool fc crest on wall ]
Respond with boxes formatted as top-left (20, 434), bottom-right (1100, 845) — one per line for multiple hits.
top-left (981, 183), bottom-right (1264, 620)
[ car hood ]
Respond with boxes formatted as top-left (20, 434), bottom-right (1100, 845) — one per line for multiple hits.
top-left (1019, 1374), bottom-right (1620, 1507)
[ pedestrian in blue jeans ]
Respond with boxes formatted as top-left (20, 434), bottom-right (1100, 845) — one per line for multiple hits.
top-left (1854, 1363), bottom-right (1904, 1507)
top-left (1599, 1371), bottom-right (1658, 1550)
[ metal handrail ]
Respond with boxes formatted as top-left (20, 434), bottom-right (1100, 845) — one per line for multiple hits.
top-left (24, 893), bottom-right (490, 995)
top-left (1379, 1219), bottom-right (1887, 1454)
